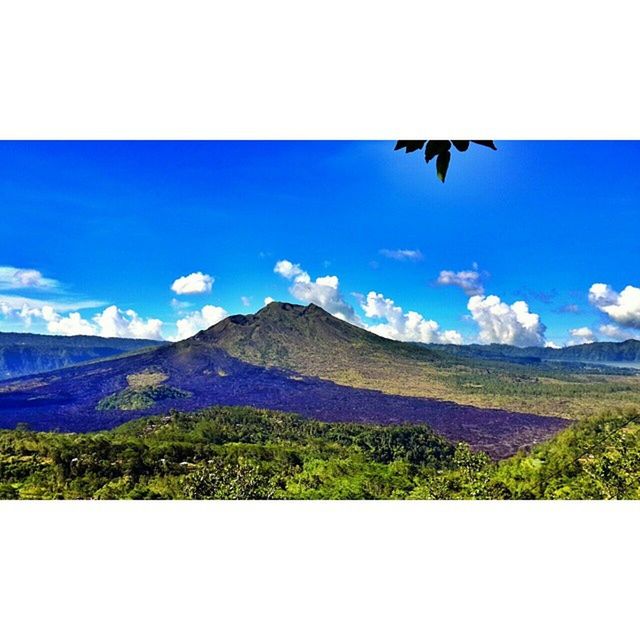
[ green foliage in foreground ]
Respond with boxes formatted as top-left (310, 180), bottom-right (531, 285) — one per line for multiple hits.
top-left (493, 410), bottom-right (640, 499)
top-left (0, 406), bottom-right (638, 499)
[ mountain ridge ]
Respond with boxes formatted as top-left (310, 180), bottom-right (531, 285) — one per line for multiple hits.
top-left (427, 339), bottom-right (640, 364)
top-left (185, 301), bottom-right (452, 397)
top-left (0, 332), bottom-right (165, 380)
top-left (179, 302), bottom-right (640, 416)
top-left (192, 301), bottom-right (442, 360)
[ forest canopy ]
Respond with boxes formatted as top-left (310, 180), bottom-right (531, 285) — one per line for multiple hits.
top-left (1, 405), bottom-right (637, 500)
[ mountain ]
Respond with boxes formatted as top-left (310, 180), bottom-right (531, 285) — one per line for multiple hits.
top-left (187, 303), bottom-right (640, 418)
top-left (0, 302), bottom-right (566, 458)
top-left (195, 301), bottom-right (444, 367)
top-left (427, 340), bottom-right (640, 365)
top-left (0, 332), bottom-right (165, 380)
top-left (195, 301), bottom-right (461, 398)
top-left (542, 339), bottom-right (640, 363)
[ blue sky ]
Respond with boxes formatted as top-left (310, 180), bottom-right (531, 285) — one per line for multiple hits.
top-left (1, 141), bottom-right (639, 346)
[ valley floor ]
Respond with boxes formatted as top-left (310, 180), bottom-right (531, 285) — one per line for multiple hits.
top-left (298, 357), bottom-right (640, 420)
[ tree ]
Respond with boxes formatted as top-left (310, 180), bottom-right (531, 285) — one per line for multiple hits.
top-left (394, 140), bottom-right (497, 183)
top-left (182, 457), bottom-right (276, 499)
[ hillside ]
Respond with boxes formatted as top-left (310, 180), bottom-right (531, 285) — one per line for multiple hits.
top-left (194, 301), bottom-right (448, 382)
top-left (188, 301), bottom-right (481, 403)
top-left (0, 332), bottom-right (165, 380)
top-left (2, 303), bottom-right (640, 422)
top-left (0, 304), bottom-right (567, 457)
top-left (192, 302), bottom-right (640, 418)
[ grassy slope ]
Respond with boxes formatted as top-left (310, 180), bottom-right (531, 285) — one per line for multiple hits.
top-left (197, 303), bottom-right (640, 419)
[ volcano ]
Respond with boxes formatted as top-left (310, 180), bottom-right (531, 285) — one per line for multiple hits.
top-left (0, 302), bottom-right (567, 457)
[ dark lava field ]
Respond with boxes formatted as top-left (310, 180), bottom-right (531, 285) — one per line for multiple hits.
top-left (0, 342), bottom-right (567, 458)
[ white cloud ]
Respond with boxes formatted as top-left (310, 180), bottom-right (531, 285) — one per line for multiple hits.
top-left (9, 297), bottom-right (229, 341)
top-left (0, 294), bottom-right (104, 329)
top-left (0, 266), bottom-right (59, 291)
top-left (45, 309), bottom-right (96, 336)
top-left (568, 326), bottom-right (596, 345)
top-left (598, 323), bottom-right (639, 341)
top-left (437, 269), bottom-right (484, 296)
top-left (274, 260), bottom-right (308, 282)
top-left (92, 305), bottom-right (164, 340)
top-left (275, 259), bottom-right (464, 342)
top-left (467, 294), bottom-right (546, 347)
top-left (174, 304), bottom-right (228, 341)
top-left (171, 271), bottom-right (214, 295)
top-left (379, 249), bottom-right (424, 262)
top-left (0, 300), bottom-right (42, 328)
top-left (264, 296), bottom-right (275, 306)
top-left (0, 294), bottom-right (102, 315)
top-left (20, 304), bottom-right (163, 340)
top-left (589, 283), bottom-right (640, 328)
top-left (360, 291), bottom-right (463, 344)
top-left (240, 296), bottom-right (252, 307)
top-left (274, 259), bottom-right (361, 325)
top-left (588, 283), bottom-right (618, 307)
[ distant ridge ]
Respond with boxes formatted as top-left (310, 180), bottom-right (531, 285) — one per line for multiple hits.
top-left (0, 332), bottom-right (164, 380)
top-left (428, 339), bottom-right (640, 364)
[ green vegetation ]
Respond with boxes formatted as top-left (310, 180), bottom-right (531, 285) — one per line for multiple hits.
top-left (200, 303), bottom-right (640, 419)
top-left (96, 385), bottom-right (192, 410)
top-left (492, 410), bottom-right (640, 499)
top-left (96, 369), bottom-right (192, 410)
top-left (1, 405), bottom-right (637, 499)
top-left (441, 364), bottom-right (640, 419)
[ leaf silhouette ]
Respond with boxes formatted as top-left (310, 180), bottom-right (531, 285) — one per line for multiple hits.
top-left (394, 140), bottom-right (426, 153)
top-left (451, 140), bottom-right (470, 152)
top-left (425, 140), bottom-right (451, 163)
top-left (394, 140), bottom-right (496, 182)
top-left (436, 151), bottom-right (451, 183)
